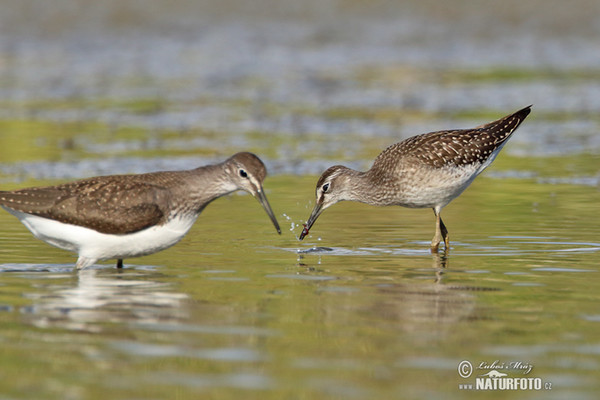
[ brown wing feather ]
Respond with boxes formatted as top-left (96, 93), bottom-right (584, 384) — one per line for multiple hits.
top-left (374, 106), bottom-right (531, 169)
top-left (0, 175), bottom-right (172, 235)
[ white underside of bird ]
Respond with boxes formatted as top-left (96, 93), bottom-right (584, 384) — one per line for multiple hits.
top-left (2, 206), bottom-right (198, 269)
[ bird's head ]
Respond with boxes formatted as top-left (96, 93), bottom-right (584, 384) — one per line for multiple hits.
top-left (299, 165), bottom-right (354, 240)
top-left (225, 152), bottom-right (281, 234)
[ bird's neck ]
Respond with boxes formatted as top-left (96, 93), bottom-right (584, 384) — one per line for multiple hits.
top-left (337, 168), bottom-right (384, 205)
top-left (175, 163), bottom-right (237, 214)
top-left (347, 167), bottom-right (397, 206)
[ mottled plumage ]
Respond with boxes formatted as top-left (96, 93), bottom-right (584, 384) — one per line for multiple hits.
top-left (1, 152), bottom-right (281, 269)
top-left (299, 106), bottom-right (532, 251)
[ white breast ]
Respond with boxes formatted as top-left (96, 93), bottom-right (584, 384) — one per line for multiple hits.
top-left (3, 207), bottom-right (198, 262)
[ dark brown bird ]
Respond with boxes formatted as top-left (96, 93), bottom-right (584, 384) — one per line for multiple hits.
top-left (299, 106), bottom-right (532, 251)
top-left (1, 152), bottom-right (281, 269)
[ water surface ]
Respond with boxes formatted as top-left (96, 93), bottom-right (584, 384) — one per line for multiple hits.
top-left (1, 1), bottom-right (600, 399)
top-left (1, 175), bottom-right (599, 399)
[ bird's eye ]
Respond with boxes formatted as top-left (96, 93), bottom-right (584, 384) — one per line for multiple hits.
top-left (239, 169), bottom-right (248, 178)
top-left (322, 183), bottom-right (330, 193)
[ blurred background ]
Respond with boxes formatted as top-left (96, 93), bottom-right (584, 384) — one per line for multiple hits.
top-left (1, 0), bottom-right (599, 180)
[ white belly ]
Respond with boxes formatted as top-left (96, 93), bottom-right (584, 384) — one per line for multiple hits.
top-left (3, 207), bottom-right (197, 262)
top-left (397, 163), bottom-right (483, 209)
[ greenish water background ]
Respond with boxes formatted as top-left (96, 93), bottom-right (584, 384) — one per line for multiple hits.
top-left (1, 1), bottom-right (600, 399)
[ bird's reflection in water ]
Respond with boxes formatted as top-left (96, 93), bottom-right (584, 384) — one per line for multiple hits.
top-left (371, 282), bottom-right (475, 340)
top-left (433, 251), bottom-right (448, 283)
top-left (372, 253), bottom-right (497, 338)
top-left (24, 267), bottom-right (188, 332)
top-left (295, 251), bottom-right (482, 338)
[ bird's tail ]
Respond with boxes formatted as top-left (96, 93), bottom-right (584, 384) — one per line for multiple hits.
top-left (476, 105), bottom-right (532, 142)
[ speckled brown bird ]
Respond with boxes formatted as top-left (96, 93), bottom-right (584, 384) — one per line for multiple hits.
top-left (299, 106), bottom-right (532, 251)
top-left (1, 152), bottom-right (281, 269)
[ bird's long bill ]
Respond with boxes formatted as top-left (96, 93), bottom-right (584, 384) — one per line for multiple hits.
top-left (298, 203), bottom-right (323, 240)
top-left (256, 189), bottom-right (281, 234)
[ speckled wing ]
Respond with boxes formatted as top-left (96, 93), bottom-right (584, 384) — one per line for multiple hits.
top-left (0, 176), bottom-right (171, 235)
top-left (376, 106), bottom-right (531, 170)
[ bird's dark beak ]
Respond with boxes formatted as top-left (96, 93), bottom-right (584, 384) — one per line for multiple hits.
top-left (298, 202), bottom-right (323, 240)
top-left (256, 188), bottom-right (281, 234)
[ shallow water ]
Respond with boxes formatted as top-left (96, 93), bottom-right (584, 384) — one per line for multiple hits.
top-left (1, 175), bottom-right (599, 399)
top-left (1, 0), bottom-right (600, 399)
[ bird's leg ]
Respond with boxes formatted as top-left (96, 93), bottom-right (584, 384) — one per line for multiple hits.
top-left (439, 215), bottom-right (449, 251)
top-left (431, 209), bottom-right (449, 252)
top-left (431, 209), bottom-right (441, 252)
top-left (116, 259), bottom-right (124, 269)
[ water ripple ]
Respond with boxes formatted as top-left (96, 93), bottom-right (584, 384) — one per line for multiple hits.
top-left (111, 341), bottom-right (265, 362)
top-left (266, 274), bottom-right (337, 281)
top-left (145, 371), bottom-right (273, 390)
top-left (132, 322), bottom-right (279, 337)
